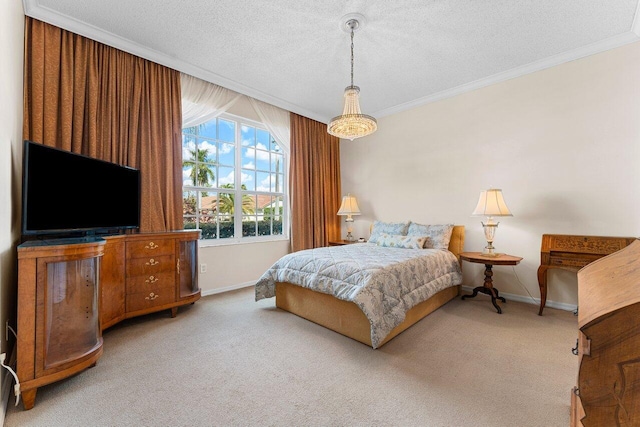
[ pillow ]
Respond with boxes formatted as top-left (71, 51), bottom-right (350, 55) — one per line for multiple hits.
top-left (368, 220), bottom-right (410, 244)
top-left (407, 223), bottom-right (454, 250)
top-left (374, 233), bottom-right (427, 249)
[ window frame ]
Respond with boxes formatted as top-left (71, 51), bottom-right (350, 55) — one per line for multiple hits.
top-left (182, 112), bottom-right (288, 247)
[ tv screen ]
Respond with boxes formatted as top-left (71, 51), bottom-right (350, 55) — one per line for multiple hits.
top-left (22, 140), bottom-right (141, 237)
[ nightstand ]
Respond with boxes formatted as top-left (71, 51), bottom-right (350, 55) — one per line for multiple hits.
top-left (459, 252), bottom-right (523, 314)
top-left (328, 240), bottom-right (361, 246)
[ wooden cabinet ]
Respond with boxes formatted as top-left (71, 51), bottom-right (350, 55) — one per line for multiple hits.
top-left (17, 230), bottom-right (200, 410)
top-left (115, 230), bottom-right (201, 320)
top-left (571, 238), bottom-right (640, 426)
top-left (17, 237), bottom-right (106, 411)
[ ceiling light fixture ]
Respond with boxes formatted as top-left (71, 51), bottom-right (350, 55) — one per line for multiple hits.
top-left (327, 14), bottom-right (377, 141)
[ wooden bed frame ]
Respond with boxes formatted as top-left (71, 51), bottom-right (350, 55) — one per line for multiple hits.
top-left (275, 225), bottom-right (465, 348)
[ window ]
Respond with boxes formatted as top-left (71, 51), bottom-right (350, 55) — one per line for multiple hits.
top-left (182, 114), bottom-right (286, 243)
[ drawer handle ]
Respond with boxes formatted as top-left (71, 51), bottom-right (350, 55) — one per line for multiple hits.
top-left (145, 242), bottom-right (159, 250)
top-left (145, 292), bottom-right (159, 301)
top-left (145, 275), bottom-right (159, 284)
top-left (146, 258), bottom-right (159, 266)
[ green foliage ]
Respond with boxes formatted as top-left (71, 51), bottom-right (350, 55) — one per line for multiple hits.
top-left (186, 220), bottom-right (282, 240)
top-left (263, 206), bottom-right (283, 221)
top-left (184, 147), bottom-right (215, 186)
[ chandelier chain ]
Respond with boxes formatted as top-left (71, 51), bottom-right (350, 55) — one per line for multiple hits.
top-left (350, 28), bottom-right (354, 87)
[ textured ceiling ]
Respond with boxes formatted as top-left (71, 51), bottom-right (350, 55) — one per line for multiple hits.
top-left (24, 1), bottom-right (640, 123)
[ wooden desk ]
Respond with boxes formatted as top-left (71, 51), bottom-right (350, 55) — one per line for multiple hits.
top-left (536, 234), bottom-right (636, 315)
top-left (460, 252), bottom-right (523, 314)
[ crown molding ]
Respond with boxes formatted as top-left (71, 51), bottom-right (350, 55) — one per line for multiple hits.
top-left (372, 30), bottom-right (640, 119)
top-left (24, 0), bottom-right (640, 124)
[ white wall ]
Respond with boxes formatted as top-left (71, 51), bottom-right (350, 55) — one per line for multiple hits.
top-left (196, 96), bottom-right (290, 295)
top-left (340, 41), bottom-right (640, 311)
top-left (0, 0), bottom-right (24, 421)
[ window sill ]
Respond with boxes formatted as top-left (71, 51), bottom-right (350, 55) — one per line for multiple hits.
top-left (197, 235), bottom-right (289, 248)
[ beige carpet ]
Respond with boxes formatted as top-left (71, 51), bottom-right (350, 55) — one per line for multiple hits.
top-left (4, 287), bottom-right (578, 427)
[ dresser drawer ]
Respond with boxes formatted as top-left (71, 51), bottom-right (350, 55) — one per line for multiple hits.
top-left (126, 239), bottom-right (174, 258)
top-left (126, 254), bottom-right (175, 276)
top-left (549, 235), bottom-right (630, 255)
top-left (549, 257), bottom-right (590, 269)
top-left (126, 271), bottom-right (175, 294)
top-left (126, 286), bottom-right (175, 313)
top-left (548, 252), bottom-right (603, 268)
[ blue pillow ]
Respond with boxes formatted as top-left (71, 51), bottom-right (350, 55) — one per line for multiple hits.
top-left (406, 223), bottom-right (454, 250)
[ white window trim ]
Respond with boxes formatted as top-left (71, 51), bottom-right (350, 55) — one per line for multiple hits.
top-left (184, 112), bottom-right (289, 246)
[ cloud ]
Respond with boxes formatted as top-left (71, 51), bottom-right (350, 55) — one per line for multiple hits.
top-left (218, 170), bottom-right (236, 186)
top-left (256, 174), bottom-right (271, 192)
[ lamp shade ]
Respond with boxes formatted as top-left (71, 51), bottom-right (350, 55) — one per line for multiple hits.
top-left (337, 194), bottom-right (361, 216)
top-left (472, 189), bottom-right (513, 217)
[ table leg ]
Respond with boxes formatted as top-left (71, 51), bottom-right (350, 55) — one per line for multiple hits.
top-left (461, 264), bottom-right (505, 314)
top-left (537, 265), bottom-right (548, 316)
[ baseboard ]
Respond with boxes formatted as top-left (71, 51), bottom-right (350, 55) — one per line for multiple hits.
top-left (202, 282), bottom-right (578, 313)
top-left (460, 285), bottom-right (578, 312)
top-left (0, 345), bottom-right (17, 426)
top-left (201, 281), bottom-right (255, 297)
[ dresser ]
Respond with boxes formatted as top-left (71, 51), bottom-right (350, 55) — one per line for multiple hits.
top-left (17, 230), bottom-right (200, 409)
top-left (571, 238), bottom-right (640, 426)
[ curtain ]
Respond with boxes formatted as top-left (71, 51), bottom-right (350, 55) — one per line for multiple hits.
top-left (248, 97), bottom-right (290, 153)
top-left (180, 73), bottom-right (242, 128)
top-left (289, 113), bottom-right (341, 251)
top-left (23, 17), bottom-right (182, 232)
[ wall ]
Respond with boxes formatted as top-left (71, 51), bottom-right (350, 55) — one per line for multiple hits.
top-left (340, 41), bottom-right (640, 311)
top-left (0, 0), bottom-right (24, 421)
top-left (196, 95), bottom-right (290, 295)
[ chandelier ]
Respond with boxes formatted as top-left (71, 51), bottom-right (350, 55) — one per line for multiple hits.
top-left (327, 15), bottom-right (377, 141)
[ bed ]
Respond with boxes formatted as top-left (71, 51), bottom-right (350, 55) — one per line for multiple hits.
top-left (255, 223), bottom-right (465, 348)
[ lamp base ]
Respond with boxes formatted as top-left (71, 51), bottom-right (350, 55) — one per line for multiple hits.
top-left (345, 231), bottom-right (356, 242)
top-left (481, 242), bottom-right (501, 257)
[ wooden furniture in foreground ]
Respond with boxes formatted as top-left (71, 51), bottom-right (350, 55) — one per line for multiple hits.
top-left (537, 234), bottom-right (636, 315)
top-left (460, 252), bottom-right (523, 314)
top-left (571, 238), bottom-right (640, 427)
top-left (275, 225), bottom-right (465, 348)
top-left (17, 230), bottom-right (200, 410)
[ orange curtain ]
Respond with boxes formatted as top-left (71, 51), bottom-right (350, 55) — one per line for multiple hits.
top-left (289, 113), bottom-right (341, 251)
top-left (23, 17), bottom-right (182, 232)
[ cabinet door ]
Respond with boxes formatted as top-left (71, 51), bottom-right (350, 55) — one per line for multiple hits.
top-left (100, 236), bottom-right (126, 330)
top-left (178, 239), bottom-right (199, 299)
top-left (36, 255), bottom-right (102, 377)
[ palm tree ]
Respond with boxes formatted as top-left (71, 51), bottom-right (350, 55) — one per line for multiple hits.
top-left (183, 148), bottom-right (215, 187)
top-left (217, 184), bottom-right (255, 216)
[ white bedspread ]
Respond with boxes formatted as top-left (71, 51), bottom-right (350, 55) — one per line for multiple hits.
top-left (255, 243), bottom-right (463, 348)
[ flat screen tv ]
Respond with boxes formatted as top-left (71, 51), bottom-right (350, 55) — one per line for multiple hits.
top-left (21, 140), bottom-right (141, 237)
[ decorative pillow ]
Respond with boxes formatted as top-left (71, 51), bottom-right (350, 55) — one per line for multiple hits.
top-left (407, 223), bottom-right (454, 249)
top-left (368, 220), bottom-right (410, 244)
top-left (374, 233), bottom-right (427, 249)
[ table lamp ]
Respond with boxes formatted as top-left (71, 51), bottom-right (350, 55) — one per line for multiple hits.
top-left (471, 188), bottom-right (513, 257)
top-left (337, 194), bottom-right (361, 241)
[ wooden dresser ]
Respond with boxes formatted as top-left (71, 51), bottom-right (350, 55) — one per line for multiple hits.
top-left (536, 234), bottom-right (636, 315)
top-left (17, 230), bottom-right (200, 410)
top-left (571, 238), bottom-right (640, 426)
